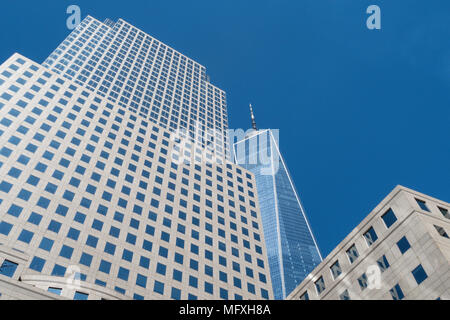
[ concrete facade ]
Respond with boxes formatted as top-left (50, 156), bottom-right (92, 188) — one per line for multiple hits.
top-left (287, 186), bottom-right (450, 300)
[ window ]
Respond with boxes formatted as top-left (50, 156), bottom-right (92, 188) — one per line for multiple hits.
top-left (390, 283), bottom-right (404, 300)
top-left (299, 291), bottom-right (309, 300)
top-left (339, 290), bottom-right (350, 300)
top-left (154, 280), bottom-right (164, 295)
top-left (397, 236), bottom-right (411, 254)
top-left (330, 260), bottom-right (342, 279)
top-left (412, 265), bottom-right (428, 285)
top-left (363, 227), bottom-right (378, 246)
top-left (0, 260), bottom-right (18, 278)
top-left (357, 273), bottom-right (368, 290)
top-left (99, 260), bottom-right (112, 274)
top-left (0, 221), bottom-right (13, 235)
top-left (74, 291), bottom-right (89, 300)
top-left (438, 207), bottom-right (449, 219)
top-left (51, 264), bottom-right (66, 277)
top-left (381, 209), bottom-right (397, 228)
top-left (315, 276), bottom-right (325, 295)
top-left (80, 253), bottom-right (93, 267)
top-left (346, 244), bottom-right (359, 263)
top-left (434, 225), bottom-right (449, 239)
top-left (48, 287), bottom-right (62, 296)
top-left (377, 255), bottom-right (390, 272)
top-left (18, 229), bottom-right (34, 244)
top-left (59, 245), bottom-right (74, 259)
top-left (30, 256), bottom-right (45, 272)
top-left (39, 237), bottom-right (54, 251)
top-left (416, 199), bottom-right (430, 212)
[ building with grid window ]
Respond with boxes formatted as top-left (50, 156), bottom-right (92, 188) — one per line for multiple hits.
top-left (287, 186), bottom-right (450, 300)
top-left (0, 15), bottom-right (273, 301)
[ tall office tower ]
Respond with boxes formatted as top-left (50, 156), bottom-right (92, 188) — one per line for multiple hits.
top-left (234, 111), bottom-right (322, 300)
top-left (0, 17), bottom-right (273, 300)
top-left (42, 16), bottom-right (229, 160)
top-left (288, 186), bottom-right (450, 301)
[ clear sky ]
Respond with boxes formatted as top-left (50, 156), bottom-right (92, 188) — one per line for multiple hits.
top-left (1, 0), bottom-right (449, 256)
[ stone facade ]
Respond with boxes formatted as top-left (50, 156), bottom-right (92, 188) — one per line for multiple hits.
top-left (287, 186), bottom-right (450, 300)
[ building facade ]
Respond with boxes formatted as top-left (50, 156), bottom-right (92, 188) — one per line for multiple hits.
top-left (0, 15), bottom-right (274, 301)
top-left (287, 186), bottom-right (450, 300)
top-left (234, 129), bottom-right (322, 299)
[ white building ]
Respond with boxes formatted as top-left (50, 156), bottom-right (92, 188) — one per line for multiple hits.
top-left (0, 16), bottom-right (273, 300)
top-left (287, 185), bottom-right (450, 300)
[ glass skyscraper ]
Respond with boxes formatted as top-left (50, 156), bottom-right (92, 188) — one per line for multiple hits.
top-left (0, 16), bottom-right (273, 300)
top-left (234, 129), bottom-right (322, 299)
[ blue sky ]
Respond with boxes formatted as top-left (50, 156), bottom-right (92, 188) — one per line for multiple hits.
top-left (1, 0), bottom-right (449, 256)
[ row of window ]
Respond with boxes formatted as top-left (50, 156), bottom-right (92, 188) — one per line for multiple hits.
top-left (299, 198), bottom-right (450, 300)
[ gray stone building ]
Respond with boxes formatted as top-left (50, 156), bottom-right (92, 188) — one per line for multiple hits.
top-left (287, 185), bottom-right (450, 300)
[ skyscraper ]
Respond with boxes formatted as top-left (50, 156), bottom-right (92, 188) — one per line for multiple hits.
top-left (0, 16), bottom-right (273, 300)
top-left (234, 108), bottom-right (322, 299)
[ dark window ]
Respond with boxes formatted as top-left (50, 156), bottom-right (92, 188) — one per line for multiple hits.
top-left (377, 255), bottom-right (390, 272)
top-left (412, 265), bottom-right (428, 285)
top-left (416, 199), bottom-right (430, 212)
top-left (381, 209), bottom-right (397, 228)
top-left (363, 227), bottom-right (378, 246)
top-left (434, 225), bottom-right (449, 239)
top-left (315, 276), bottom-right (325, 294)
top-left (330, 260), bottom-right (342, 279)
top-left (390, 284), bottom-right (404, 300)
top-left (0, 260), bottom-right (18, 278)
top-left (346, 244), bottom-right (359, 263)
top-left (438, 207), bottom-right (449, 219)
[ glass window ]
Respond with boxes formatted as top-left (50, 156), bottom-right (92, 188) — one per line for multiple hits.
top-left (330, 260), bottom-right (342, 279)
top-left (411, 265), bottom-right (428, 285)
top-left (339, 290), bottom-right (350, 300)
top-left (415, 199), bottom-right (430, 212)
top-left (357, 273), bottom-right (368, 290)
top-left (39, 237), bottom-right (54, 251)
top-left (346, 244), bottom-right (359, 263)
top-left (390, 283), bottom-right (404, 300)
top-left (381, 209), bottom-right (397, 228)
top-left (377, 255), bottom-right (390, 272)
top-left (48, 287), bottom-right (62, 296)
top-left (315, 276), bottom-right (325, 295)
top-left (154, 280), bottom-right (164, 295)
top-left (18, 229), bottom-right (34, 244)
top-left (0, 260), bottom-right (18, 278)
top-left (117, 267), bottom-right (129, 281)
top-left (299, 291), bottom-right (309, 300)
top-left (438, 207), bottom-right (449, 219)
top-left (73, 291), bottom-right (89, 300)
top-left (0, 221), bottom-right (13, 235)
top-left (30, 256), bottom-right (45, 272)
top-left (434, 225), bottom-right (449, 239)
top-left (136, 274), bottom-right (147, 288)
top-left (363, 227), bottom-right (378, 246)
top-left (51, 264), bottom-right (66, 277)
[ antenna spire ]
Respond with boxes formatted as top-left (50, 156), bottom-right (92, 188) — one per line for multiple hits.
top-left (249, 103), bottom-right (258, 131)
